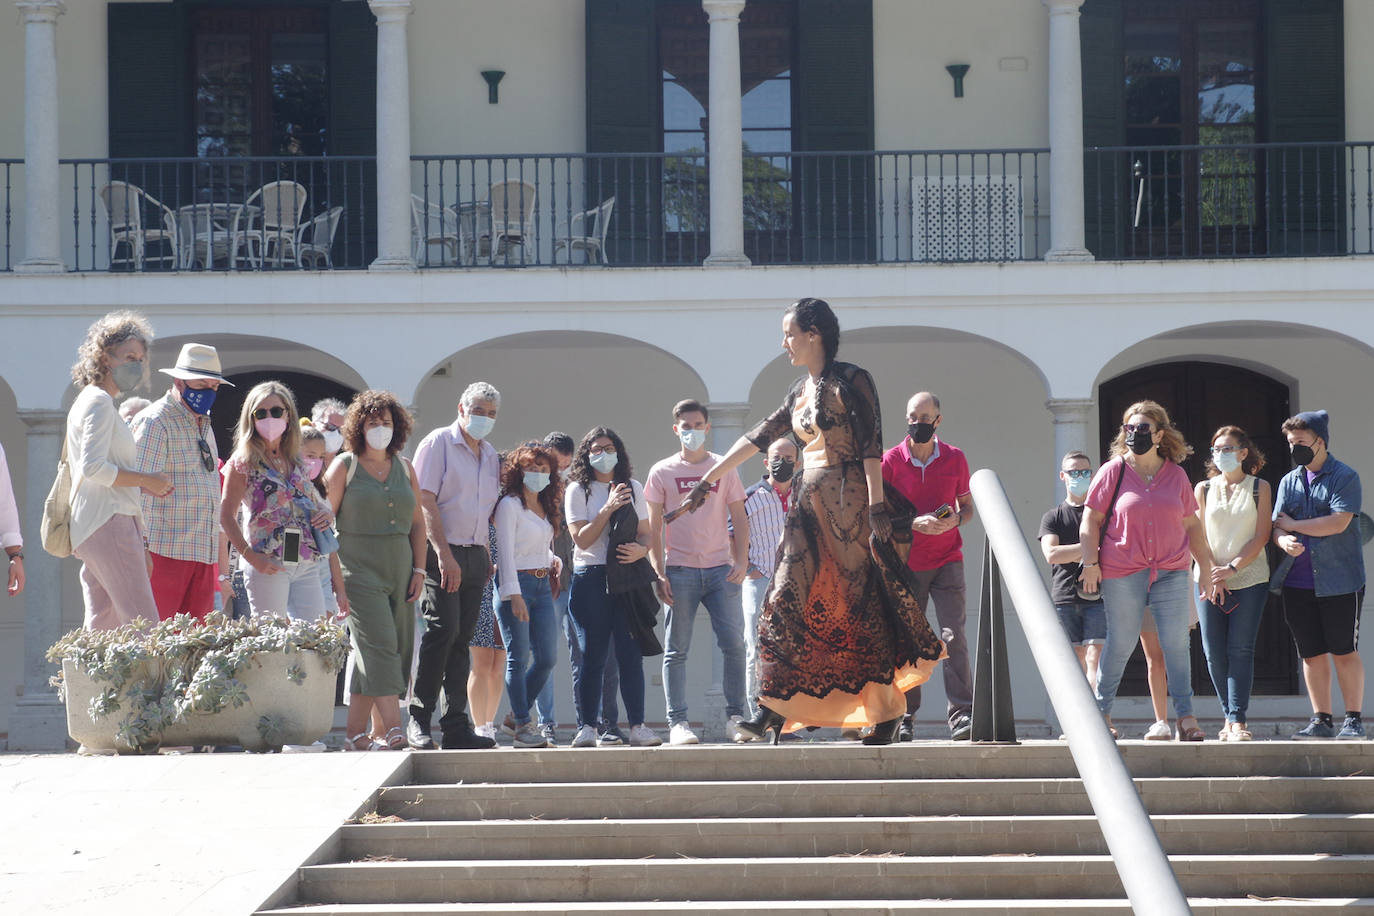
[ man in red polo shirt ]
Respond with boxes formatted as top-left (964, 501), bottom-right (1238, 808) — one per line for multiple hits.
top-left (881, 391), bottom-right (975, 741)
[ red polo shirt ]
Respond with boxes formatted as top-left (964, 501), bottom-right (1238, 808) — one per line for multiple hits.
top-left (881, 437), bottom-right (971, 571)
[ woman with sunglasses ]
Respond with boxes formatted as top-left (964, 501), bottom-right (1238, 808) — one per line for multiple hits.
top-left (1079, 400), bottom-right (1220, 741)
top-left (1193, 426), bottom-right (1272, 741)
top-left (220, 382), bottom-right (334, 620)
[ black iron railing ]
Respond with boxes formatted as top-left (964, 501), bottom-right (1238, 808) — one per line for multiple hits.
top-left (2, 159), bottom-right (18, 272)
top-left (1086, 140), bottom-right (1374, 259)
top-left (56, 156), bottom-right (375, 271)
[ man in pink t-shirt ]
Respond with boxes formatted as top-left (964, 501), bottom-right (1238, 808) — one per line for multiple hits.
top-left (880, 391), bottom-right (976, 741)
top-left (646, 399), bottom-right (750, 745)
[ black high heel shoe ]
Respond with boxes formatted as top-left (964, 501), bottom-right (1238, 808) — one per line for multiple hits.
top-left (862, 717), bottom-right (902, 746)
top-left (736, 707), bottom-right (786, 745)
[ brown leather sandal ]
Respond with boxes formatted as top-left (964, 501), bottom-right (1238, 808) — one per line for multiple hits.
top-left (1175, 717), bottom-right (1206, 742)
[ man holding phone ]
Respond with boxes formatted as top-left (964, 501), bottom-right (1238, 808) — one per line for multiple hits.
top-left (880, 391), bottom-right (975, 741)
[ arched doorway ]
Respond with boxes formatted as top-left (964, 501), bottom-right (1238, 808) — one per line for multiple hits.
top-left (1098, 360), bottom-right (1298, 696)
top-left (210, 370), bottom-right (359, 461)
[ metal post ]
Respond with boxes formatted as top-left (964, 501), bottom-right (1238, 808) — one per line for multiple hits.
top-left (969, 468), bottom-right (1189, 915)
top-left (971, 539), bottom-right (1018, 743)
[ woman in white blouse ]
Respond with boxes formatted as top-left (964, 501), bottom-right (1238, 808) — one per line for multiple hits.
top-left (493, 443), bottom-right (563, 748)
top-left (66, 312), bottom-right (172, 629)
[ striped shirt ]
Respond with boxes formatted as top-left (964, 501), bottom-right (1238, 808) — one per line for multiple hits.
top-left (132, 391), bottom-right (221, 565)
top-left (743, 476), bottom-right (789, 579)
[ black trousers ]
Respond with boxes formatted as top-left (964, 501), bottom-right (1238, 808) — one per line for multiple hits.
top-left (411, 543), bottom-right (491, 732)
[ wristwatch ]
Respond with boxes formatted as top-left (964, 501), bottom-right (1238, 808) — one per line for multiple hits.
top-left (218, 574), bottom-right (233, 583)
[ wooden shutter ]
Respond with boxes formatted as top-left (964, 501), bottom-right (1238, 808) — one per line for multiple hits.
top-left (1079, 0), bottom-right (1124, 259)
top-left (108, 3), bottom-right (189, 159)
top-left (1264, 0), bottom-right (1345, 254)
top-left (328, 0), bottom-right (378, 266)
top-left (585, 0), bottom-right (660, 264)
top-left (794, 0), bottom-right (874, 262)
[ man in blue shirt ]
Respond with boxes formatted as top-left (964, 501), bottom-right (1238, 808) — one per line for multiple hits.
top-left (1272, 410), bottom-right (1365, 740)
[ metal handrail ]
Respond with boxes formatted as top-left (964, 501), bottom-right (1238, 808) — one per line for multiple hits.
top-left (968, 468), bottom-right (1190, 915)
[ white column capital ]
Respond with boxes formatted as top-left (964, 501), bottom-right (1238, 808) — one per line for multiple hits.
top-left (367, 0), bottom-right (412, 23)
top-left (1046, 397), bottom-right (1095, 423)
top-left (705, 401), bottom-right (752, 427)
top-left (18, 407), bottom-right (67, 435)
top-left (1041, 0), bottom-right (1085, 15)
top-left (702, 0), bottom-right (746, 22)
top-left (15, 0), bottom-right (65, 24)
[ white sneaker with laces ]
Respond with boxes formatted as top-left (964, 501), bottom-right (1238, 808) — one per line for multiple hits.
top-left (628, 724), bottom-right (662, 746)
top-left (669, 723), bottom-right (700, 745)
top-left (1143, 720), bottom-right (1172, 740)
top-left (571, 724), bottom-right (598, 748)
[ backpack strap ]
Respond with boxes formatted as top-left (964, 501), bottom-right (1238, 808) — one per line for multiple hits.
top-left (1252, 475), bottom-right (1261, 502)
top-left (1102, 457), bottom-right (1126, 525)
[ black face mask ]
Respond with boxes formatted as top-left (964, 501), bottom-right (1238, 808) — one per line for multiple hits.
top-left (1126, 429), bottom-right (1155, 455)
top-left (1290, 443), bottom-right (1316, 467)
top-left (768, 457), bottom-right (795, 483)
top-left (908, 422), bottom-right (936, 444)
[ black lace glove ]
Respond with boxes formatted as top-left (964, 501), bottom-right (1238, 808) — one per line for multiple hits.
top-left (666, 478), bottom-right (713, 523)
top-left (869, 504), bottom-right (893, 541)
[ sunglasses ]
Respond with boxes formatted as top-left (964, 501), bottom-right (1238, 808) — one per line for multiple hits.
top-left (253, 406), bottom-right (287, 420)
top-left (1064, 469), bottom-right (1092, 479)
top-left (1122, 422), bottom-right (1154, 434)
top-left (197, 437), bottom-right (215, 472)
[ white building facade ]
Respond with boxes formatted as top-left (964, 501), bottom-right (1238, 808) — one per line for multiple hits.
top-left (2, 0), bottom-right (1372, 748)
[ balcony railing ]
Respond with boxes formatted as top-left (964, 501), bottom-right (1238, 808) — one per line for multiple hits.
top-left (1085, 141), bottom-right (1374, 259)
top-left (410, 149), bottom-right (1050, 267)
top-left (47, 156), bottom-right (375, 272)
top-left (2, 159), bottom-right (18, 272)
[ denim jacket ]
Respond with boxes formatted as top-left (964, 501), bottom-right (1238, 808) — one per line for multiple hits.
top-left (1273, 454), bottom-right (1365, 597)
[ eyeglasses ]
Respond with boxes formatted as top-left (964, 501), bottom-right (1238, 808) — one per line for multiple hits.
top-left (589, 445), bottom-right (617, 456)
top-left (253, 406), bottom-right (286, 420)
top-left (320, 422), bottom-right (340, 433)
top-left (1122, 422), bottom-right (1153, 434)
top-left (1064, 469), bottom-right (1092, 479)
top-left (197, 438), bottom-right (215, 472)
top-left (1211, 446), bottom-right (1241, 455)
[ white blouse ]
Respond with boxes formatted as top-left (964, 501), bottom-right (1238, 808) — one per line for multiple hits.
top-left (0, 442), bottom-right (21, 549)
top-left (493, 494), bottom-right (555, 600)
top-left (67, 385), bottom-right (144, 550)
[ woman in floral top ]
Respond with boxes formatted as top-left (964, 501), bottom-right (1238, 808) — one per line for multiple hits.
top-left (220, 381), bottom-right (334, 619)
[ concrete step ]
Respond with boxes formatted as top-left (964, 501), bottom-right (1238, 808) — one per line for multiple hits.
top-left (294, 854), bottom-right (1374, 905)
top-left (338, 813), bottom-right (1374, 860)
top-left (377, 776), bottom-right (1374, 820)
top-left (406, 741), bottom-right (1374, 784)
top-left (260, 897), bottom-right (1374, 915)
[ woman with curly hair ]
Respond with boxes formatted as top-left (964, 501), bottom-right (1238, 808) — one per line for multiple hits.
top-left (220, 381), bottom-right (334, 620)
top-left (323, 389), bottom-right (426, 751)
top-left (66, 311), bottom-right (171, 629)
top-left (669, 298), bottom-right (944, 744)
top-left (1079, 399), bottom-right (1220, 741)
top-left (492, 443), bottom-right (563, 748)
top-left (1193, 425), bottom-right (1272, 741)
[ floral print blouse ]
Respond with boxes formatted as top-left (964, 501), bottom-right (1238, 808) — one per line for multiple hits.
top-left (230, 456), bottom-right (322, 563)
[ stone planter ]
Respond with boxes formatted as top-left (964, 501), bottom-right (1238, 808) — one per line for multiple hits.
top-left (62, 649), bottom-right (336, 753)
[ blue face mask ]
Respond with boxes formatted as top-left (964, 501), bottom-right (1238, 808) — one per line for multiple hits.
top-left (589, 451), bottom-right (618, 474)
top-left (1213, 450), bottom-right (1242, 474)
top-left (1066, 475), bottom-right (1091, 498)
top-left (181, 385), bottom-right (217, 416)
top-left (524, 470), bottom-right (552, 493)
top-left (678, 428), bottom-right (706, 451)
top-left (464, 413), bottom-right (495, 440)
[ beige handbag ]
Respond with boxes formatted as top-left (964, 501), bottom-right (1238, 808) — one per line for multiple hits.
top-left (40, 440), bottom-right (73, 558)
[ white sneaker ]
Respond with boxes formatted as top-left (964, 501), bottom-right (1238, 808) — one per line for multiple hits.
top-left (570, 724), bottom-right (598, 748)
top-left (475, 724), bottom-right (498, 741)
top-left (628, 724), bottom-right (662, 747)
top-left (282, 741), bottom-right (327, 753)
top-left (1143, 720), bottom-right (1172, 740)
top-left (669, 723), bottom-right (700, 745)
top-left (513, 722), bottom-right (549, 748)
top-left (728, 714), bottom-right (756, 744)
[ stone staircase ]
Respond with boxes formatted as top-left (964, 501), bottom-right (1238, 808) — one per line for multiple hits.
top-left (259, 741), bottom-right (1374, 914)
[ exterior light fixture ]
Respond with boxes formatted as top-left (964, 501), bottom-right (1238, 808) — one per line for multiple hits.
top-left (946, 63), bottom-right (970, 98)
top-left (481, 69), bottom-right (505, 104)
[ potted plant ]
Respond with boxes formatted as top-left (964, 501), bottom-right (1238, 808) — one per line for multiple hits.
top-left (48, 612), bottom-right (349, 754)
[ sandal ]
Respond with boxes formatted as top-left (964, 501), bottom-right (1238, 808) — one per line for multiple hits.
top-left (344, 732), bottom-right (383, 752)
top-left (384, 726), bottom-right (407, 750)
top-left (1217, 725), bottom-right (1231, 742)
top-left (1175, 717), bottom-right (1206, 742)
top-left (1103, 715), bottom-right (1119, 740)
top-left (1229, 722), bottom-right (1253, 741)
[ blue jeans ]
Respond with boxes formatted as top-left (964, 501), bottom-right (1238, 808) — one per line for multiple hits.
top-left (664, 564), bottom-right (746, 725)
top-left (495, 571), bottom-right (559, 725)
top-left (741, 573), bottom-right (772, 719)
top-left (1197, 581), bottom-right (1268, 724)
top-left (1097, 568), bottom-right (1195, 719)
top-left (534, 587), bottom-right (573, 727)
top-left (568, 565), bottom-right (645, 726)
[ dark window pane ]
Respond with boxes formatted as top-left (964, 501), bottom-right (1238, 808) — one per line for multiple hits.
top-left (1124, 22), bottom-right (1181, 75)
top-left (195, 30), bottom-right (253, 157)
top-left (270, 32), bottom-right (327, 155)
top-left (1126, 75), bottom-right (1181, 126)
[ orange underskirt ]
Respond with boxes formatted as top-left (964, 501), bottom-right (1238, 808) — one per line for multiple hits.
top-left (761, 651), bottom-right (945, 731)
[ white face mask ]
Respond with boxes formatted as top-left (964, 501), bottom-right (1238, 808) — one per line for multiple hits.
top-left (524, 470), bottom-right (552, 493)
top-left (678, 428), bottom-right (706, 451)
top-left (464, 413), bottom-right (495, 440)
top-left (322, 429), bottom-right (344, 453)
top-left (365, 425), bottom-right (393, 451)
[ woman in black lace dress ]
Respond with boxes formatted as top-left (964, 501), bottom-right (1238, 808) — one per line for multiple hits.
top-left (675, 298), bottom-right (944, 744)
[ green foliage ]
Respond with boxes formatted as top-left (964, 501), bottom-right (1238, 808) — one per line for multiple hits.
top-left (48, 612), bottom-right (349, 753)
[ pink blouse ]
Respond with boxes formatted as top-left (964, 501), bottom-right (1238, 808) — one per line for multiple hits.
top-left (1086, 458), bottom-right (1197, 580)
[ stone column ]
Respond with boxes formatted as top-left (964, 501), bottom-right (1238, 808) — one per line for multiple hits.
top-left (368, 0), bottom-right (416, 271)
top-left (701, 401), bottom-right (751, 740)
top-left (1046, 397), bottom-right (1094, 502)
top-left (8, 409), bottom-right (68, 751)
top-left (1042, 0), bottom-right (1094, 262)
top-left (702, 0), bottom-right (751, 267)
top-left (14, 0), bottom-right (67, 274)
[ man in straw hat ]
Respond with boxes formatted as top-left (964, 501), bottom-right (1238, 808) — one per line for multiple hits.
top-left (131, 343), bottom-right (235, 621)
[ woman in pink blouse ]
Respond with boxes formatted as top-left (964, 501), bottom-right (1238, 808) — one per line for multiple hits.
top-left (1078, 400), bottom-right (1219, 741)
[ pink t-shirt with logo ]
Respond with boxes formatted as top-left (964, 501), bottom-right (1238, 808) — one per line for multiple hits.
top-left (645, 452), bottom-right (746, 568)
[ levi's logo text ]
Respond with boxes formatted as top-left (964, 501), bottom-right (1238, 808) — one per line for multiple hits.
top-left (676, 475), bottom-right (718, 495)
